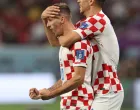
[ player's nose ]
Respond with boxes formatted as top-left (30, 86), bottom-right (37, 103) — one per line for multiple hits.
top-left (47, 22), bottom-right (50, 27)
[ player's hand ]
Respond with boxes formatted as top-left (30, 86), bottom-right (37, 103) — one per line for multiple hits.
top-left (39, 88), bottom-right (52, 100)
top-left (41, 6), bottom-right (60, 20)
top-left (29, 88), bottom-right (41, 100)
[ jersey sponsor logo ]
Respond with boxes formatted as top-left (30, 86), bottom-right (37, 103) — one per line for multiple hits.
top-left (76, 50), bottom-right (84, 60)
top-left (80, 22), bottom-right (88, 29)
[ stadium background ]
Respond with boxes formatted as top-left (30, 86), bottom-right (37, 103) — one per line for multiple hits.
top-left (0, 0), bottom-right (140, 110)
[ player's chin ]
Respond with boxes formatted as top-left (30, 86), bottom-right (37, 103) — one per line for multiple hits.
top-left (80, 9), bottom-right (84, 14)
top-left (79, 9), bottom-right (82, 13)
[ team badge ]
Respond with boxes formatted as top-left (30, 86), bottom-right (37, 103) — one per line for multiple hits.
top-left (76, 50), bottom-right (84, 59)
top-left (80, 22), bottom-right (88, 29)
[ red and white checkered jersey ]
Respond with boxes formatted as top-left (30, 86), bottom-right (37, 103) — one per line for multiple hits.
top-left (59, 40), bottom-right (94, 109)
top-left (73, 10), bottom-right (123, 95)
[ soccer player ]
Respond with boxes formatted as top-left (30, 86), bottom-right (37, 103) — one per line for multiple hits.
top-left (29, 3), bottom-right (94, 110)
top-left (41, 0), bottom-right (124, 110)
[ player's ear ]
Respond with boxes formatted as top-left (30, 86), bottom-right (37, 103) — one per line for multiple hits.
top-left (89, 0), bottom-right (95, 5)
top-left (60, 16), bottom-right (65, 24)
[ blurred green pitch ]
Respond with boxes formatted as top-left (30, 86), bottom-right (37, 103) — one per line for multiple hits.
top-left (0, 98), bottom-right (134, 110)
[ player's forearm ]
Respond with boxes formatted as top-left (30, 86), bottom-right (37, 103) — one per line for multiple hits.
top-left (41, 75), bottom-right (83, 100)
top-left (40, 67), bottom-right (85, 100)
top-left (58, 31), bottom-right (81, 47)
top-left (47, 74), bottom-right (84, 99)
top-left (48, 79), bottom-right (62, 91)
top-left (40, 79), bottom-right (62, 100)
top-left (42, 19), bottom-right (60, 46)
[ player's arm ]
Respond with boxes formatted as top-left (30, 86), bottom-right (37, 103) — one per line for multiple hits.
top-left (40, 66), bottom-right (86, 100)
top-left (48, 79), bottom-right (62, 91)
top-left (41, 6), bottom-right (60, 46)
top-left (58, 31), bottom-right (81, 47)
top-left (29, 79), bottom-right (62, 100)
top-left (39, 41), bottom-right (91, 100)
top-left (58, 16), bottom-right (106, 47)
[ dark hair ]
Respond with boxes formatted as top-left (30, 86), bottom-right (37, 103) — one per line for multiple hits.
top-left (53, 3), bottom-right (71, 18)
top-left (95, 0), bottom-right (106, 7)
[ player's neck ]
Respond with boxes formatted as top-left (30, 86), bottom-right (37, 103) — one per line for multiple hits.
top-left (63, 22), bottom-right (75, 35)
top-left (84, 6), bottom-right (102, 17)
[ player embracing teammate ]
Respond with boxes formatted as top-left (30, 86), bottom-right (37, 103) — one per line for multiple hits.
top-left (29, 0), bottom-right (124, 110)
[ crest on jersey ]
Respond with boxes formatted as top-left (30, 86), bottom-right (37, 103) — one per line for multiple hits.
top-left (76, 50), bottom-right (84, 59)
top-left (80, 22), bottom-right (88, 29)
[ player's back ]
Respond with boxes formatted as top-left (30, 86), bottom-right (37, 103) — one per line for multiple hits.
top-left (90, 13), bottom-right (123, 95)
top-left (93, 13), bottom-right (119, 66)
top-left (73, 10), bottom-right (124, 109)
top-left (90, 12), bottom-right (124, 110)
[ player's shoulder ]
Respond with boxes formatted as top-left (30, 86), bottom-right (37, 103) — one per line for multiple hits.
top-left (75, 18), bottom-right (86, 28)
top-left (85, 10), bottom-right (109, 24)
top-left (74, 39), bottom-right (91, 47)
top-left (70, 40), bottom-right (92, 50)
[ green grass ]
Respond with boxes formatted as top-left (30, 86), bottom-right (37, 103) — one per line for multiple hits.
top-left (0, 99), bottom-right (134, 110)
top-left (0, 99), bottom-right (60, 110)
top-left (0, 103), bottom-right (59, 110)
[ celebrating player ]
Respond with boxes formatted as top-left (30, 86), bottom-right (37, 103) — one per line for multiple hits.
top-left (41, 0), bottom-right (124, 110)
top-left (29, 3), bottom-right (94, 110)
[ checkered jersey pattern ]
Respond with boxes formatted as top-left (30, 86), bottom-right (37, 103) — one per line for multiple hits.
top-left (59, 40), bottom-right (94, 109)
top-left (74, 11), bottom-right (106, 39)
top-left (74, 10), bottom-right (123, 95)
top-left (85, 42), bottom-right (123, 95)
top-left (61, 95), bottom-right (92, 110)
top-left (93, 63), bottom-right (123, 94)
top-left (70, 40), bottom-right (93, 67)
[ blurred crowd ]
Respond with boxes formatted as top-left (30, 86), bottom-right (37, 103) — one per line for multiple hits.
top-left (0, 0), bottom-right (139, 77)
top-left (0, 0), bottom-right (52, 44)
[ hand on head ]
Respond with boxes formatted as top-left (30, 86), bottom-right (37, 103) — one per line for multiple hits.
top-left (41, 6), bottom-right (60, 20)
